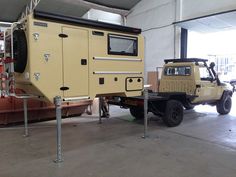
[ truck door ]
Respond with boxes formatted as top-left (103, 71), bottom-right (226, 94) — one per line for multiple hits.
top-left (196, 65), bottom-right (218, 102)
top-left (62, 27), bottom-right (89, 98)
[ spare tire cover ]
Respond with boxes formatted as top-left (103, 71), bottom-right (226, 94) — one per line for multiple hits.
top-left (13, 30), bottom-right (27, 73)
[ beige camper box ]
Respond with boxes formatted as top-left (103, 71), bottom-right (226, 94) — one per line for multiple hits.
top-left (9, 11), bottom-right (144, 103)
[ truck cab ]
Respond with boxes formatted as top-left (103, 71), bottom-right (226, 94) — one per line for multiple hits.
top-left (159, 58), bottom-right (233, 113)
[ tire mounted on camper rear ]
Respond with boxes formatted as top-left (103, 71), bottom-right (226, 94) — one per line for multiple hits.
top-left (13, 30), bottom-right (27, 73)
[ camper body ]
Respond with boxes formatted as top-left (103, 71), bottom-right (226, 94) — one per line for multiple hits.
top-left (9, 11), bottom-right (144, 103)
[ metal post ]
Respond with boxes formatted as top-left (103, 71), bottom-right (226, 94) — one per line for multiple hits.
top-left (143, 88), bottom-right (149, 138)
top-left (23, 98), bottom-right (29, 137)
top-left (98, 97), bottom-right (102, 124)
top-left (54, 96), bottom-right (63, 163)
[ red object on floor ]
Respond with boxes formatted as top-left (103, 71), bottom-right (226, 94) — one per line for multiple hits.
top-left (0, 65), bottom-right (3, 73)
top-left (0, 96), bottom-right (92, 125)
top-left (0, 90), bottom-right (92, 126)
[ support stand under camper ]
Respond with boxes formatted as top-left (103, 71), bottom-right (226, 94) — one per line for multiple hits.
top-left (99, 97), bottom-right (102, 124)
top-left (14, 95), bottom-right (38, 137)
top-left (143, 87), bottom-right (149, 139)
top-left (23, 98), bottom-right (29, 137)
top-left (54, 96), bottom-right (63, 163)
top-left (142, 85), bottom-right (150, 139)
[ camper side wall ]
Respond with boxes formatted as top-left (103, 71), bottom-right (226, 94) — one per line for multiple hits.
top-left (15, 15), bottom-right (144, 103)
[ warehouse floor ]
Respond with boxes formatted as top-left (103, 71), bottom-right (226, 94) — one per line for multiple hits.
top-left (0, 96), bottom-right (236, 177)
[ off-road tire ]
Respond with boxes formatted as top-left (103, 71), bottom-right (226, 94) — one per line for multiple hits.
top-left (13, 30), bottom-right (27, 73)
top-left (130, 107), bottom-right (144, 120)
top-left (216, 95), bottom-right (232, 115)
top-left (162, 100), bottom-right (183, 127)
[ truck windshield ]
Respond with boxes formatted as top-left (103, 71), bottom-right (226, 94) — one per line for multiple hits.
top-left (199, 66), bottom-right (213, 81)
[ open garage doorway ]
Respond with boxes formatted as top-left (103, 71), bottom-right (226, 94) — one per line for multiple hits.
top-left (176, 10), bottom-right (236, 114)
top-left (176, 10), bottom-right (236, 84)
top-left (188, 29), bottom-right (236, 83)
top-left (187, 29), bottom-right (236, 116)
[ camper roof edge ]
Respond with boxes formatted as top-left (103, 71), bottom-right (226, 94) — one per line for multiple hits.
top-left (33, 10), bottom-right (142, 35)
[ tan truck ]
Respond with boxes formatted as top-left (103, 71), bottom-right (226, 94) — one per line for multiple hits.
top-left (110, 58), bottom-right (233, 127)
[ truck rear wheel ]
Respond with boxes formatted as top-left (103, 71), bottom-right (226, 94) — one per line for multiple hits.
top-left (130, 107), bottom-right (144, 120)
top-left (162, 100), bottom-right (183, 127)
top-left (216, 95), bottom-right (232, 115)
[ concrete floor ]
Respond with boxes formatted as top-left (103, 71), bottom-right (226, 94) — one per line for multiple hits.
top-left (0, 96), bottom-right (236, 177)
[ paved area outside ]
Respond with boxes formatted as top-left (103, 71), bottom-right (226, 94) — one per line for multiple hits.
top-left (0, 96), bottom-right (236, 177)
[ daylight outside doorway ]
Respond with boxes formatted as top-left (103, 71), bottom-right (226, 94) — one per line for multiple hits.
top-left (188, 29), bottom-right (236, 83)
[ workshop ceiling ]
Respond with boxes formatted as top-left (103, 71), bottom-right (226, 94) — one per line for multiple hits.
top-left (35, 0), bottom-right (90, 19)
top-left (0, 0), bottom-right (141, 22)
top-left (175, 10), bottom-right (236, 33)
top-left (85, 0), bottom-right (141, 10)
top-left (0, 0), bottom-right (31, 22)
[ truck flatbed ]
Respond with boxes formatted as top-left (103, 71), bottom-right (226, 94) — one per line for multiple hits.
top-left (130, 92), bottom-right (196, 101)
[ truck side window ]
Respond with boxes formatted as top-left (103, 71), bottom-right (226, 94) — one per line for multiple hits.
top-left (108, 34), bottom-right (138, 56)
top-left (199, 66), bottom-right (213, 81)
top-left (164, 66), bottom-right (191, 76)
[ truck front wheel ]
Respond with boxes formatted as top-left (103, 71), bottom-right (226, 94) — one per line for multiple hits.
top-left (216, 95), bottom-right (232, 115)
top-left (130, 107), bottom-right (144, 120)
top-left (162, 100), bottom-right (183, 127)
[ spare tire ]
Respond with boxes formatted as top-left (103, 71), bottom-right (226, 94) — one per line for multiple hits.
top-left (13, 30), bottom-right (27, 73)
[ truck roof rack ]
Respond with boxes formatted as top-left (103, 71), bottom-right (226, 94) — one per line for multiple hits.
top-left (164, 58), bottom-right (208, 64)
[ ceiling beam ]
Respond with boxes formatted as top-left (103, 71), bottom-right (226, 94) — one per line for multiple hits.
top-left (18, 0), bottom-right (41, 21)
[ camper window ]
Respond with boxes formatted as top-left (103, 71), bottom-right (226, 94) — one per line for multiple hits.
top-left (108, 34), bottom-right (138, 56)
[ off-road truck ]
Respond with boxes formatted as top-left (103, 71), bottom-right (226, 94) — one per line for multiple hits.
top-left (109, 58), bottom-right (233, 127)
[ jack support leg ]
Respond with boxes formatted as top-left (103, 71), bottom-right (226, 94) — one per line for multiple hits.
top-left (23, 98), bottom-right (29, 137)
top-left (54, 96), bottom-right (63, 163)
top-left (143, 88), bottom-right (149, 138)
top-left (99, 97), bottom-right (102, 124)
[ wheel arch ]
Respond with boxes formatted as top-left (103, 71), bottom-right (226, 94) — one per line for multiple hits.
top-left (222, 90), bottom-right (233, 99)
top-left (168, 94), bottom-right (187, 105)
